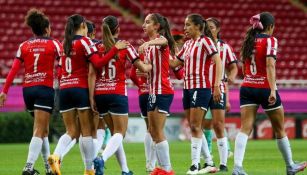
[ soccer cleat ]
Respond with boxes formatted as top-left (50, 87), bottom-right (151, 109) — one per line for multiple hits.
top-left (48, 155), bottom-right (61, 175)
top-left (232, 165), bottom-right (248, 175)
top-left (198, 163), bottom-right (218, 174)
top-left (150, 168), bottom-right (174, 175)
top-left (122, 171), bottom-right (134, 175)
top-left (287, 161), bottom-right (307, 175)
top-left (219, 164), bottom-right (228, 172)
top-left (84, 169), bottom-right (95, 175)
top-left (186, 163), bottom-right (200, 175)
top-left (93, 156), bottom-right (104, 175)
top-left (22, 168), bottom-right (40, 175)
top-left (45, 170), bottom-right (55, 175)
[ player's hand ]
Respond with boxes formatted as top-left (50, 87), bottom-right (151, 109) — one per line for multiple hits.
top-left (89, 98), bottom-right (99, 115)
top-left (115, 40), bottom-right (129, 50)
top-left (268, 90), bottom-right (276, 106)
top-left (0, 92), bottom-right (7, 107)
top-left (227, 75), bottom-right (235, 84)
top-left (138, 42), bottom-right (150, 54)
top-left (226, 101), bottom-right (231, 112)
top-left (213, 86), bottom-right (221, 103)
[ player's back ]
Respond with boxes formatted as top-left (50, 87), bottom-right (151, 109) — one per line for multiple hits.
top-left (18, 37), bottom-right (61, 88)
top-left (60, 35), bottom-right (96, 89)
top-left (94, 43), bottom-right (138, 95)
top-left (242, 34), bottom-right (277, 88)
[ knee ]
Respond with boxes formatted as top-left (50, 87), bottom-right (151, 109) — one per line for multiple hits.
top-left (213, 121), bottom-right (224, 138)
top-left (190, 123), bottom-right (202, 134)
top-left (240, 126), bottom-right (253, 135)
top-left (67, 127), bottom-right (80, 139)
top-left (33, 127), bottom-right (47, 138)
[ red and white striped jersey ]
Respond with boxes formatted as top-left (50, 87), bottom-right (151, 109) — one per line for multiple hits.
top-left (241, 34), bottom-right (278, 89)
top-left (144, 35), bottom-right (174, 95)
top-left (60, 35), bottom-right (97, 89)
top-left (209, 40), bottom-right (237, 93)
top-left (130, 53), bottom-right (149, 95)
top-left (94, 43), bottom-right (139, 96)
top-left (178, 35), bottom-right (218, 89)
top-left (16, 37), bottom-right (63, 88)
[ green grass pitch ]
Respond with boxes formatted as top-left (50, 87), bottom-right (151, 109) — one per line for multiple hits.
top-left (0, 140), bottom-right (306, 175)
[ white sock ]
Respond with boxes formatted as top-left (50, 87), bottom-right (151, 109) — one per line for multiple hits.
top-left (102, 133), bottom-right (123, 161)
top-left (156, 140), bottom-right (172, 171)
top-left (93, 138), bottom-right (98, 156)
top-left (144, 132), bottom-right (152, 165)
top-left (234, 132), bottom-right (248, 167)
top-left (25, 137), bottom-right (43, 170)
top-left (115, 143), bottom-right (129, 173)
top-left (54, 134), bottom-right (72, 159)
top-left (80, 136), bottom-right (95, 170)
top-left (79, 136), bottom-right (85, 166)
top-left (201, 134), bottom-right (213, 165)
top-left (277, 136), bottom-right (294, 166)
top-left (62, 138), bottom-right (76, 161)
top-left (217, 137), bottom-right (228, 166)
top-left (96, 129), bottom-right (105, 155)
top-left (41, 137), bottom-right (51, 171)
top-left (191, 137), bottom-right (202, 167)
top-left (148, 141), bottom-right (157, 169)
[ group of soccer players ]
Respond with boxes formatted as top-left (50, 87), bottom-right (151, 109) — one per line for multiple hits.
top-left (0, 7), bottom-right (306, 175)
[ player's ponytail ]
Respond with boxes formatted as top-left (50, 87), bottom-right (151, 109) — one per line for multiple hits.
top-left (25, 8), bottom-right (49, 36)
top-left (64, 14), bottom-right (85, 57)
top-left (102, 16), bottom-right (118, 52)
top-left (241, 28), bottom-right (257, 61)
top-left (150, 13), bottom-right (176, 55)
top-left (241, 12), bottom-right (275, 61)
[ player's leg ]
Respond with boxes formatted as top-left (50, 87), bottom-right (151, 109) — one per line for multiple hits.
top-left (202, 109), bottom-right (213, 154)
top-left (149, 94), bottom-right (174, 174)
top-left (264, 90), bottom-right (307, 175)
top-left (232, 87), bottom-right (258, 175)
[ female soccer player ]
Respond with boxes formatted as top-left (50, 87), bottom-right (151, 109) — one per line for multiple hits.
top-left (201, 17), bottom-right (238, 172)
top-left (48, 14), bottom-right (128, 175)
top-left (0, 9), bottom-right (61, 175)
top-left (170, 14), bottom-right (222, 174)
top-left (138, 13), bottom-right (176, 175)
top-left (232, 12), bottom-right (307, 175)
top-left (89, 15), bottom-right (152, 175)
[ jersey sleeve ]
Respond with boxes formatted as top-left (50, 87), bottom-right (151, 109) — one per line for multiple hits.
top-left (80, 37), bottom-right (98, 57)
top-left (52, 40), bottom-right (64, 60)
top-left (129, 66), bottom-right (139, 87)
top-left (15, 43), bottom-right (24, 62)
top-left (225, 44), bottom-right (238, 65)
top-left (266, 37), bottom-right (278, 59)
top-left (126, 45), bottom-right (139, 63)
top-left (202, 37), bottom-right (218, 57)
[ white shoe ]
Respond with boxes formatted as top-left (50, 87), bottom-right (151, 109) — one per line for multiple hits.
top-left (198, 163), bottom-right (218, 174)
top-left (186, 164), bottom-right (200, 175)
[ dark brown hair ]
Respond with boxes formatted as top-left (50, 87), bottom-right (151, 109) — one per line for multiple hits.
top-left (25, 8), bottom-right (50, 36)
top-left (187, 14), bottom-right (215, 44)
top-left (241, 12), bottom-right (275, 61)
top-left (206, 17), bottom-right (221, 39)
top-left (102, 16), bottom-right (119, 52)
top-left (150, 13), bottom-right (176, 55)
top-left (63, 14), bottom-right (85, 57)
